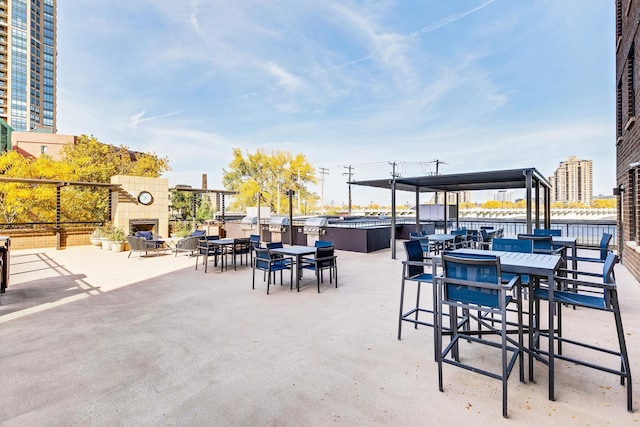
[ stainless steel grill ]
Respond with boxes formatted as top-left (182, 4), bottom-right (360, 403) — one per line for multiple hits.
top-left (268, 216), bottom-right (289, 242)
top-left (239, 216), bottom-right (257, 236)
top-left (303, 217), bottom-right (328, 245)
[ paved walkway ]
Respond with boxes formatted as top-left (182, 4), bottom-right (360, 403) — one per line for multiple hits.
top-left (0, 243), bottom-right (639, 426)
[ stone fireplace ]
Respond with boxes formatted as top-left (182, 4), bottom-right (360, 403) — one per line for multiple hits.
top-left (129, 219), bottom-right (159, 236)
top-left (110, 175), bottom-right (169, 238)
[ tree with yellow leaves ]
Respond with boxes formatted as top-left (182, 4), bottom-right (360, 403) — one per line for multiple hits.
top-left (0, 134), bottom-right (170, 223)
top-left (222, 148), bottom-right (317, 213)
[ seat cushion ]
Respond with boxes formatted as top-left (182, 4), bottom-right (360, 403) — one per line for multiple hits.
top-left (135, 231), bottom-right (153, 240)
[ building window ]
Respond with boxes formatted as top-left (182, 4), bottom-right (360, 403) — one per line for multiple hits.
top-left (618, 80), bottom-right (623, 137)
top-left (40, 145), bottom-right (47, 154)
top-left (617, 0), bottom-right (623, 40)
top-left (628, 45), bottom-right (636, 119)
top-left (631, 168), bottom-right (637, 241)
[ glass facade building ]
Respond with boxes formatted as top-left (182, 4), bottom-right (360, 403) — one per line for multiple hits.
top-left (0, 0), bottom-right (55, 133)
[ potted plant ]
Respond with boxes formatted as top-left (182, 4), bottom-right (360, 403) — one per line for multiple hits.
top-left (109, 227), bottom-right (126, 252)
top-left (89, 227), bottom-right (104, 246)
top-left (100, 224), bottom-right (114, 250)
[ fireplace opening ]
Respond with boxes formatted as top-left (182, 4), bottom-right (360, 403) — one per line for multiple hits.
top-left (129, 219), bottom-right (159, 236)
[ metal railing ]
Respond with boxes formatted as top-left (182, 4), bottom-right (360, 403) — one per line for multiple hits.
top-left (442, 219), bottom-right (617, 248)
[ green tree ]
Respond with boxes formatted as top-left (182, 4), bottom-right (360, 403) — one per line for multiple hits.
top-left (222, 148), bottom-right (317, 214)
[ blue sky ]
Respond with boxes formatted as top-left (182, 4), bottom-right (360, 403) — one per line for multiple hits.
top-left (56, 0), bottom-right (615, 206)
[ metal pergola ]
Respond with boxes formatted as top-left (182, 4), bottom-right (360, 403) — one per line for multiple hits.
top-left (168, 185), bottom-right (238, 227)
top-left (350, 168), bottom-right (552, 259)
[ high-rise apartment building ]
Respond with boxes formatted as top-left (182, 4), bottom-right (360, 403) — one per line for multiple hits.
top-left (549, 156), bottom-right (593, 206)
top-left (0, 0), bottom-right (56, 133)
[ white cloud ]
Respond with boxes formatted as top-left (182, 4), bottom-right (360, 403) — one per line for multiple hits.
top-left (128, 111), bottom-right (181, 129)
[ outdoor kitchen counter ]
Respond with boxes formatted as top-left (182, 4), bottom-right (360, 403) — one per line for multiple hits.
top-left (323, 226), bottom-right (390, 253)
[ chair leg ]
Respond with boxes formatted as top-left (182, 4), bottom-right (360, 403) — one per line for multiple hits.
top-left (414, 282), bottom-right (421, 329)
top-left (266, 267), bottom-right (272, 295)
top-left (612, 298), bottom-right (633, 412)
top-left (398, 275), bottom-right (406, 340)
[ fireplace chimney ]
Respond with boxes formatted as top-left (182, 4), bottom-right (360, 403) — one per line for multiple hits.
top-left (202, 173), bottom-right (208, 190)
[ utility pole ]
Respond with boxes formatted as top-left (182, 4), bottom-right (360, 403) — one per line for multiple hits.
top-left (297, 170), bottom-right (301, 215)
top-left (431, 159), bottom-right (447, 175)
top-left (343, 165), bottom-right (354, 215)
top-left (430, 159), bottom-right (448, 205)
top-left (319, 167), bottom-right (329, 215)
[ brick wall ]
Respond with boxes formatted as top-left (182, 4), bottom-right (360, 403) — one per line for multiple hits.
top-left (617, 0), bottom-right (640, 282)
top-left (1, 227), bottom-right (93, 250)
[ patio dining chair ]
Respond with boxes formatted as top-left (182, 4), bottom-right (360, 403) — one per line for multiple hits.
top-left (572, 232), bottom-right (612, 265)
top-left (479, 228), bottom-right (493, 250)
top-left (398, 239), bottom-right (437, 341)
top-left (252, 247), bottom-right (294, 294)
top-left (409, 233), bottom-right (435, 257)
top-left (517, 234), bottom-right (563, 256)
top-left (437, 253), bottom-right (524, 418)
top-left (533, 228), bottom-right (562, 237)
top-left (194, 235), bottom-right (221, 273)
top-left (314, 240), bottom-right (333, 248)
top-left (249, 234), bottom-right (261, 262)
top-left (530, 251), bottom-right (632, 412)
top-left (301, 245), bottom-right (337, 292)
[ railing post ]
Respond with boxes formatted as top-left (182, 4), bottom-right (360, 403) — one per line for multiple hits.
top-left (56, 185), bottom-right (61, 250)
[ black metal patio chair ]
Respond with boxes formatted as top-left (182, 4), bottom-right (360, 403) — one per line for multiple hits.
top-left (252, 247), bottom-right (294, 294)
top-left (437, 253), bottom-right (524, 418)
top-left (531, 251), bottom-right (632, 412)
top-left (195, 235), bottom-right (221, 272)
top-left (301, 245), bottom-right (337, 292)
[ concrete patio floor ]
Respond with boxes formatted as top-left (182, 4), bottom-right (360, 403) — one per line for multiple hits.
top-left (1, 243), bottom-right (639, 426)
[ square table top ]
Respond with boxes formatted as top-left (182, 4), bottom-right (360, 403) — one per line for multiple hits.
top-left (269, 245), bottom-right (317, 256)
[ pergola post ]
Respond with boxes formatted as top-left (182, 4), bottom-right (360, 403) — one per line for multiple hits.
top-left (391, 179), bottom-right (397, 259)
top-left (415, 188), bottom-right (420, 233)
top-left (535, 180), bottom-right (541, 230)
top-left (443, 191), bottom-right (448, 234)
top-left (525, 170), bottom-right (533, 233)
top-left (456, 193), bottom-right (460, 230)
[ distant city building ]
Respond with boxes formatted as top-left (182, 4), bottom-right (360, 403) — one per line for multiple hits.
top-left (428, 191), bottom-right (472, 204)
top-left (549, 156), bottom-right (593, 206)
top-left (616, 0), bottom-right (640, 282)
top-left (0, 0), bottom-right (57, 136)
top-left (11, 131), bottom-right (74, 159)
top-left (494, 190), bottom-right (513, 202)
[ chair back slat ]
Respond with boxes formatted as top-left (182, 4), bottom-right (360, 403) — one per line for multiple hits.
top-left (534, 228), bottom-right (562, 237)
top-left (442, 253), bottom-right (501, 308)
top-left (403, 240), bottom-right (425, 277)
top-left (492, 238), bottom-right (533, 253)
top-left (599, 233), bottom-right (613, 261)
top-left (315, 240), bottom-right (333, 248)
top-left (254, 247), bottom-right (271, 269)
top-left (518, 234), bottom-right (553, 252)
top-left (603, 251), bottom-right (619, 284)
top-left (316, 246), bottom-right (335, 267)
